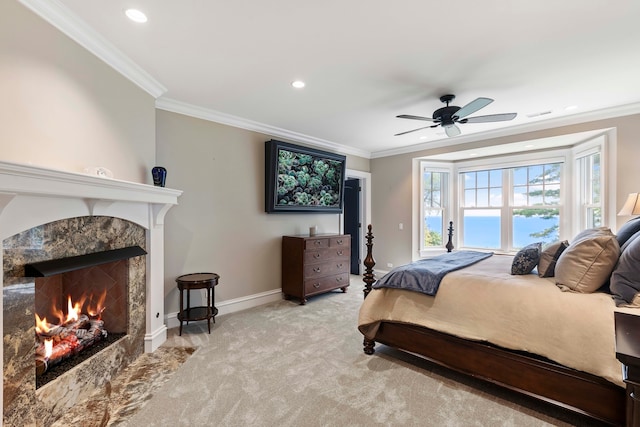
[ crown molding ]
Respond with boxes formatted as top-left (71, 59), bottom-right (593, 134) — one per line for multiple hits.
top-left (18, 0), bottom-right (167, 98)
top-left (155, 97), bottom-right (372, 159)
top-left (371, 101), bottom-right (640, 159)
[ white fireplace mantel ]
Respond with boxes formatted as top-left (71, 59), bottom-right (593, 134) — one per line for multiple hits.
top-left (0, 160), bottom-right (183, 356)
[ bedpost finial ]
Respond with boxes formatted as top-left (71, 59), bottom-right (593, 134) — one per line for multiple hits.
top-left (363, 224), bottom-right (376, 298)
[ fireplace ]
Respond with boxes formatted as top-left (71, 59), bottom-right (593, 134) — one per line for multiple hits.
top-left (29, 246), bottom-right (147, 388)
top-left (0, 161), bottom-right (181, 426)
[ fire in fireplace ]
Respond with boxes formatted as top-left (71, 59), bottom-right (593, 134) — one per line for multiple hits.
top-left (35, 291), bottom-right (109, 377)
top-left (26, 245), bottom-right (146, 388)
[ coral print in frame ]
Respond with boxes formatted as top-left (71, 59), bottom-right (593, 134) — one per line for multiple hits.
top-left (264, 140), bottom-right (346, 213)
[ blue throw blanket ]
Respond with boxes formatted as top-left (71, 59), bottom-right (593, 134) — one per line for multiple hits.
top-left (372, 250), bottom-right (493, 296)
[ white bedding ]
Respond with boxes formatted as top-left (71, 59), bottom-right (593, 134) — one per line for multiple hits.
top-left (358, 254), bottom-right (639, 387)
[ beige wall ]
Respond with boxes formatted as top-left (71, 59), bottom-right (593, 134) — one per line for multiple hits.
top-left (0, 1), bottom-right (156, 184)
top-left (370, 114), bottom-right (640, 270)
top-left (156, 110), bottom-right (370, 313)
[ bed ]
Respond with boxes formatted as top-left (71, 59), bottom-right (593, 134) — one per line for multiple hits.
top-left (358, 223), bottom-right (640, 426)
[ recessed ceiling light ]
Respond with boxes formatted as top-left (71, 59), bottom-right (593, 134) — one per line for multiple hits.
top-left (469, 153), bottom-right (478, 157)
top-left (524, 144), bottom-right (535, 148)
top-left (419, 136), bottom-right (428, 140)
top-left (125, 9), bottom-right (148, 23)
top-left (565, 105), bottom-right (578, 111)
top-left (291, 80), bottom-right (305, 89)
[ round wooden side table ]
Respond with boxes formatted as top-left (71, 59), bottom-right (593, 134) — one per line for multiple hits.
top-left (176, 272), bottom-right (219, 336)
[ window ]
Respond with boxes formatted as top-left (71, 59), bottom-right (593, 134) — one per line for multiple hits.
top-left (420, 166), bottom-right (449, 251)
top-left (416, 134), bottom-right (609, 256)
top-left (461, 163), bottom-right (561, 250)
top-left (577, 151), bottom-right (602, 229)
top-left (461, 170), bottom-right (502, 248)
top-left (511, 163), bottom-right (561, 247)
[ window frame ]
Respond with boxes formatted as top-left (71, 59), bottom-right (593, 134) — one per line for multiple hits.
top-left (459, 161), bottom-right (564, 251)
top-left (573, 136), bottom-right (607, 233)
top-left (414, 133), bottom-right (613, 259)
top-left (417, 162), bottom-right (454, 257)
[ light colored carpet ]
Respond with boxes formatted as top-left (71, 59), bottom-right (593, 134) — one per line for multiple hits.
top-left (120, 278), bottom-right (606, 427)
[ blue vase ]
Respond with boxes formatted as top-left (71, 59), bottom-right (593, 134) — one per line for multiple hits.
top-left (152, 166), bottom-right (167, 187)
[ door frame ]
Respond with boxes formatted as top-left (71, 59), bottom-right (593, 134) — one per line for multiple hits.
top-left (340, 169), bottom-right (371, 275)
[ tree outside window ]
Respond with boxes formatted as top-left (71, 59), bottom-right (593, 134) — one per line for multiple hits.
top-left (422, 170), bottom-right (448, 248)
top-left (512, 163), bottom-right (561, 246)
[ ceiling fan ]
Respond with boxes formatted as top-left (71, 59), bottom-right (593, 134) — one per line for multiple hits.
top-left (395, 94), bottom-right (517, 138)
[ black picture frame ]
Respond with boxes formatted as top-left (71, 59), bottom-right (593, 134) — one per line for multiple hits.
top-left (265, 140), bottom-right (346, 213)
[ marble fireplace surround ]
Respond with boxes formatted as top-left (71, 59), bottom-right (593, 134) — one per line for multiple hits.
top-left (0, 160), bottom-right (182, 422)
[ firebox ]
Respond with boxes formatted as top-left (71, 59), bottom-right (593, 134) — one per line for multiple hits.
top-left (26, 246), bottom-right (146, 388)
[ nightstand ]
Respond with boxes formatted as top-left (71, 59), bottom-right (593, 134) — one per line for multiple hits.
top-left (615, 311), bottom-right (640, 426)
top-left (176, 272), bottom-right (219, 336)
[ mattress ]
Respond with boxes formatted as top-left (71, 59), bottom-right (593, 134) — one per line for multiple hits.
top-left (358, 254), bottom-right (638, 387)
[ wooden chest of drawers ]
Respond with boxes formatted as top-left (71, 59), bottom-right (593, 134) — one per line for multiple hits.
top-left (282, 234), bottom-right (351, 304)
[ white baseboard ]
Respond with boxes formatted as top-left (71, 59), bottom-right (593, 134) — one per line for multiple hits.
top-left (165, 288), bottom-right (283, 331)
top-left (144, 325), bottom-right (167, 353)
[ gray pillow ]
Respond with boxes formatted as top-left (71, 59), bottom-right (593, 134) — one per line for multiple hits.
top-left (511, 242), bottom-right (542, 275)
top-left (616, 217), bottom-right (640, 247)
top-left (537, 240), bottom-right (569, 278)
top-left (621, 230), bottom-right (640, 252)
top-left (611, 234), bottom-right (640, 306)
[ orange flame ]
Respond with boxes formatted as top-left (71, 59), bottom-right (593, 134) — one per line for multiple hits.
top-left (67, 296), bottom-right (80, 322)
top-left (87, 289), bottom-right (107, 318)
top-left (35, 290), bottom-right (107, 336)
top-left (35, 313), bottom-right (50, 334)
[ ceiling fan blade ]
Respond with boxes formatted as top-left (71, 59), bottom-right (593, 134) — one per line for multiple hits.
top-left (454, 97), bottom-right (493, 120)
top-left (396, 114), bottom-right (435, 122)
top-left (463, 112), bottom-right (517, 123)
top-left (394, 125), bottom-right (434, 136)
top-left (444, 124), bottom-right (461, 137)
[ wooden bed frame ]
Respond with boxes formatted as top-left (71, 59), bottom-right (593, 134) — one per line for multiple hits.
top-left (360, 225), bottom-right (631, 426)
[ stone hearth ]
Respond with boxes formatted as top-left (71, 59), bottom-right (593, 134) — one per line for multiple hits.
top-left (0, 161), bottom-right (181, 425)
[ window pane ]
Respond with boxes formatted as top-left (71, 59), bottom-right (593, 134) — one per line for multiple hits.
top-left (464, 189), bottom-right (476, 207)
top-left (513, 167), bottom-right (527, 186)
top-left (424, 209), bottom-right (443, 247)
top-left (545, 184), bottom-right (560, 204)
top-left (490, 188), bottom-right (502, 207)
top-left (513, 186), bottom-right (527, 206)
top-left (528, 185), bottom-right (544, 205)
top-left (490, 169), bottom-right (502, 187)
top-left (432, 177), bottom-right (441, 191)
top-left (477, 189), bottom-right (489, 207)
top-left (512, 209), bottom-right (559, 247)
top-left (476, 171), bottom-right (488, 188)
top-left (463, 209), bottom-right (500, 249)
top-left (464, 172), bottom-right (475, 189)
top-left (587, 207), bottom-right (602, 228)
top-left (528, 165), bottom-right (543, 183)
top-left (421, 167), bottom-right (449, 251)
top-left (432, 190), bottom-right (441, 207)
top-left (545, 164), bottom-right (561, 184)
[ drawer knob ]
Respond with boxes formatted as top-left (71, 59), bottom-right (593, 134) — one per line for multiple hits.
top-left (336, 276), bottom-right (343, 282)
top-left (337, 250), bottom-right (343, 256)
top-left (314, 240), bottom-right (322, 245)
top-left (313, 283), bottom-right (320, 288)
top-left (314, 253), bottom-right (321, 259)
top-left (337, 263), bottom-right (343, 268)
top-left (313, 267), bottom-right (321, 273)
top-left (336, 239), bottom-right (343, 244)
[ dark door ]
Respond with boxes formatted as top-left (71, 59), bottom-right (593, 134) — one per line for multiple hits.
top-left (344, 178), bottom-right (360, 274)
